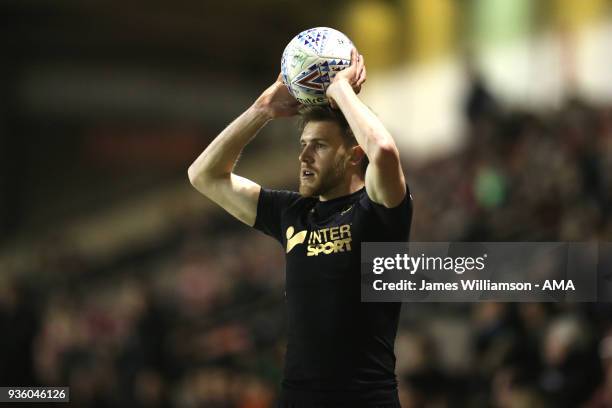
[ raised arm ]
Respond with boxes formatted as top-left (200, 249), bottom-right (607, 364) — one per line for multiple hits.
top-left (187, 76), bottom-right (299, 226)
top-left (326, 49), bottom-right (406, 208)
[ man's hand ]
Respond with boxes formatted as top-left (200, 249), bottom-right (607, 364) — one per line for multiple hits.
top-left (327, 48), bottom-right (367, 109)
top-left (254, 74), bottom-right (300, 119)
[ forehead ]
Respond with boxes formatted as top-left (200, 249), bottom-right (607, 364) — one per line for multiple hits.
top-left (300, 120), bottom-right (344, 144)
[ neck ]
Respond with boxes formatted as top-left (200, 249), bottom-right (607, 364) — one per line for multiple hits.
top-left (319, 174), bottom-right (364, 201)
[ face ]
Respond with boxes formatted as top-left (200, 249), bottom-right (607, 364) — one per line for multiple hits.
top-left (298, 121), bottom-right (351, 198)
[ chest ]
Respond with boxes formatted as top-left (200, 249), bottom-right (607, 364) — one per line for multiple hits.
top-left (282, 204), bottom-right (369, 286)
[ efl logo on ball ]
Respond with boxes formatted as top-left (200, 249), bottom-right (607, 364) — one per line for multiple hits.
top-left (281, 27), bottom-right (353, 106)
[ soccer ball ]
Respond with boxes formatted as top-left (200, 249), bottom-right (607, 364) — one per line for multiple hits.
top-left (281, 27), bottom-right (353, 105)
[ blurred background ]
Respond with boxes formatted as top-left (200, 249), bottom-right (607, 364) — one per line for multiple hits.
top-left (1, 0), bottom-right (611, 406)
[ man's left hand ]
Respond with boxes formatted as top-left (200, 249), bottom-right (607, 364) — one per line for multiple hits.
top-left (326, 48), bottom-right (367, 109)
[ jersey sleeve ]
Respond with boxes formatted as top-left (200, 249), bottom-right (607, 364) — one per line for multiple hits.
top-left (360, 186), bottom-right (413, 241)
top-left (253, 188), bottom-right (302, 243)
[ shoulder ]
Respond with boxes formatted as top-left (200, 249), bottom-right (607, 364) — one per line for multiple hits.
top-left (358, 185), bottom-right (412, 211)
top-left (254, 189), bottom-right (313, 241)
top-left (259, 188), bottom-right (301, 204)
top-left (356, 186), bottom-right (413, 241)
top-left (259, 187), bottom-right (305, 205)
top-left (258, 188), bottom-right (314, 213)
top-left (357, 185), bottom-right (413, 228)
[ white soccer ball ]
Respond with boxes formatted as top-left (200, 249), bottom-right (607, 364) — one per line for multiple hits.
top-left (281, 27), bottom-right (353, 105)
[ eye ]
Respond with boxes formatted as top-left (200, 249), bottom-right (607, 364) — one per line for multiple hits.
top-left (315, 142), bottom-right (325, 149)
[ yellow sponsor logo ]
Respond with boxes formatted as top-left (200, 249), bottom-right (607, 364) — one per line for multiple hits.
top-left (307, 224), bottom-right (352, 256)
top-left (286, 226), bottom-right (308, 253)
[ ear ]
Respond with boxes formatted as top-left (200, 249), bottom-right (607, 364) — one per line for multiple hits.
top-left (348, 145), bottom-right (366, 168)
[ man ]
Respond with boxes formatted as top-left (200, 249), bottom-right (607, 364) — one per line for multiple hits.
top-left (188, 49), bottom-right (412, 407)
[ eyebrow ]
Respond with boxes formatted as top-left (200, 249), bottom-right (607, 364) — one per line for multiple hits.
top-left (299, 137), bottom-right (327, 144)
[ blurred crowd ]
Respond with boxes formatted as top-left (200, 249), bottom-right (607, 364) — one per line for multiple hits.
top-left (1, 93), bottom-right (611, 407)
top-left (411, 88), bottom-right (612, 242)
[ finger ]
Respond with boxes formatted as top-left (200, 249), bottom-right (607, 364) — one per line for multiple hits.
top-left (351, 47), bottom-right (358, 66)
top-left (357, 54), bottom-right (365, 76)
top-left (347, 54), bottom-right (360, 83)
top-left (358, 56), bottom-right (366, 83)
top-left (357, 65), bottom-right (367, 87)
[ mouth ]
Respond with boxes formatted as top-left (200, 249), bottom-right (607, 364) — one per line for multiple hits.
top-left (301, 168), bottom-right (316, 180)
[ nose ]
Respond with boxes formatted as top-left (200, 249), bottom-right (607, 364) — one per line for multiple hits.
top-left (299, 145), bottom-right (313, 163)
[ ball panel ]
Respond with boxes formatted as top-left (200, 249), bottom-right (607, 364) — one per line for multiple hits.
top-left (296, 27), bottom-right (330, 55)
top-left (281, 27), bottom-right (354, 106)
top-left (281, 40), bottom-right (317, 98)
top-left (320, 29), bottom-right (353, 61)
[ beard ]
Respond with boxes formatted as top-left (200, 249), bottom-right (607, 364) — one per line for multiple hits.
top-left (299, 157), bottom-right (345, 198)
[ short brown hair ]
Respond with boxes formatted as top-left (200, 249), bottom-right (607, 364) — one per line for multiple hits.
top-left (297, 106), bottom-right (368, 174)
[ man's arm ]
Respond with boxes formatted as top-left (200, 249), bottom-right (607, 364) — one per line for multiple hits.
top-left (187, 76), bottom-right (300, 226)
top-left (326, 49), bottom-right (406, 208)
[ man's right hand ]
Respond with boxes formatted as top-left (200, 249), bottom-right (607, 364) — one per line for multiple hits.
top-left (253, 74), bottom-right (300, 119)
